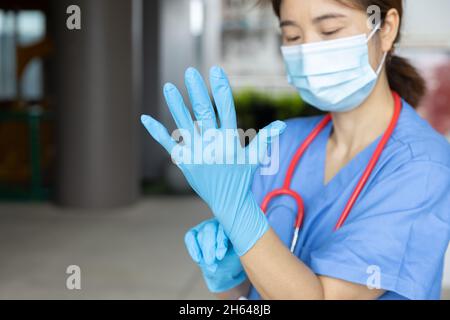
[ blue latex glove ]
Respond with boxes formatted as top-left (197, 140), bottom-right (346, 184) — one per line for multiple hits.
top-left (185, 219), bottom-right (246, 293)
top-left (141, 66), bottom-right (286, 256)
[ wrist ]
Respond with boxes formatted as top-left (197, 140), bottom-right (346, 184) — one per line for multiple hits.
top-left (216, 280), bottom-right (251, 300)
top-left (226, 195), bottom-right (269, 257)
top-left (203, 270), bottom-right (248, 293)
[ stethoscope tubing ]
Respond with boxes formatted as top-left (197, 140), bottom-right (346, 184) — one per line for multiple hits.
top-left (261, 92), bottom-right (402, 253)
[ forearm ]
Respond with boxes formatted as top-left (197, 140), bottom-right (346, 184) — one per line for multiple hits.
top-left (241, 228), bottom-right (324, 300)
top-left (215, 280), bottom-right (251, 300)
top-left (240, 228), bottom-right (384, 300)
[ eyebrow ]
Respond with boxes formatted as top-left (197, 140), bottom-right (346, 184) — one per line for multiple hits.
top-left (312, 13), bottom-right (346, 24)
top-left (280, 13), bottom-right (346, 28)
top-left (279, 20), bottom-right (298, 28)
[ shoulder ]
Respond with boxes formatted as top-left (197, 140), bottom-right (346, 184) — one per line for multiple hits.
top-left (390, 101), bottom-right (450, 169)
top-left (281, 115), bottom-right (327, 141)
top-left (367, 100), bottom-right (450, 210)
top-left (372, 100), bottom-right (450, 185)
top-left (252, 115), bottom-right (327, 199)
top-left (275, 115), bottom-right (329, 161)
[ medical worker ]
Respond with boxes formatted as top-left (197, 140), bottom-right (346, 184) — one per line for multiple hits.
top-left (142, 0), bottom-right (450, 300)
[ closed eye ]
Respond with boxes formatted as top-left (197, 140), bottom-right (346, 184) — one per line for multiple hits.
top-left (322, 28), bottom-right (342, 36)
top-left (287, 36), bottom-right (301, 42)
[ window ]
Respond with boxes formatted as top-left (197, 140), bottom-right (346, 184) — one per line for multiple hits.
top-left (0, 10), bottom-right (46, 101)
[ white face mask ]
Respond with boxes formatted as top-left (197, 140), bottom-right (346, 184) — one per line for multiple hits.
top-left (281, 23), bottom-right (388, 112)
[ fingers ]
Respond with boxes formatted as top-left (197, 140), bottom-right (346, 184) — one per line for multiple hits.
top-left (249, 120), bottom-right (287, 164)
top-left (184, 228), bottom-right (202, 264)
top-left (209, 66), bottom-right (237, 130)
top-left (141, 115), bottom-right (177, 154)
top-left (216, 223), bottom-right (229, 261)
top-left (185, 220), bottom-right (226, 273)
top-left (185, 68), bottom-right (217, 133)
top-left (163, 83), bottom-right (196, 146)
top-left (197, 221), bottom-right (218, 267)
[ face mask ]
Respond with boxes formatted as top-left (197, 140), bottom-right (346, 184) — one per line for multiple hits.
top-left (281, 24), bottom-right (388, 112)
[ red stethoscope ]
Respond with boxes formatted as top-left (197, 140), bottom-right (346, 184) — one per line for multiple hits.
top-left (261, 91), bottom-right (402, 253)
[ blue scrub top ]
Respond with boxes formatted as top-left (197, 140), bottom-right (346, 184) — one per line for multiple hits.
top-left (248, 99), bottom-right (450, 300)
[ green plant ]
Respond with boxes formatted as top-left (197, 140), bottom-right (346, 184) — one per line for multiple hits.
top-left (233, 88), bottom-right (322, 131)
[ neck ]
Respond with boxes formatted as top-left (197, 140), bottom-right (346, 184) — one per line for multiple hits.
top-left (329, 74), bottom-right (395, 153)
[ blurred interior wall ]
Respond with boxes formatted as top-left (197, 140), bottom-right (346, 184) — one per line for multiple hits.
top-left (202, 0), bottom-right (221, 74)
top-left (402, 0), bottom-right (450, 48)
top-left (141, 0), bottom-right (162, 180)
top-left (141, 0), bottom-right (199, 189)
top-left (48, 0), bottom-right (141, 208)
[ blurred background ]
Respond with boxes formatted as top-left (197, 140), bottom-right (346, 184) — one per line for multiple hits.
top-left (0, 0), bottom-right (449, 299)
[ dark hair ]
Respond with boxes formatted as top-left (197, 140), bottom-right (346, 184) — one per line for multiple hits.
top-left (268, 0), bottom-right (426, 107)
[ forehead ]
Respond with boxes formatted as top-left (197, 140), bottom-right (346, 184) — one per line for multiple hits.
top-left (279, 0), bottom-right (362, 22)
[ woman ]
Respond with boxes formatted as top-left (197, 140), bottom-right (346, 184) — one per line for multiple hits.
top-left (142, 0), bottom-right (450, 300)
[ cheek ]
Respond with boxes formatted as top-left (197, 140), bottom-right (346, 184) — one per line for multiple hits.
top-left (368, 36), bottom-right (383, 70)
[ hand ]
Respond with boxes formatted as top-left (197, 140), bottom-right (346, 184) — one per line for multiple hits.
top-left (141, 66), bottom-right (286, 256)
top-left (185, 219), bottom-right (246, 293)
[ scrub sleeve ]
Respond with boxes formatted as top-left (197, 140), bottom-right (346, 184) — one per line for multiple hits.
top-left (309, 161), bottom-right (450, 299)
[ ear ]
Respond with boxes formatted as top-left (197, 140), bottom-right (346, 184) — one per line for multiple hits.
top-left (380, 8), bottom-right (400, 53)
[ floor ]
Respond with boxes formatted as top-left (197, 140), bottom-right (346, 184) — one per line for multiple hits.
top-left (0, 197), bottom-right (449, 300)
top-left (0, 197), bottom-right (213, 299)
